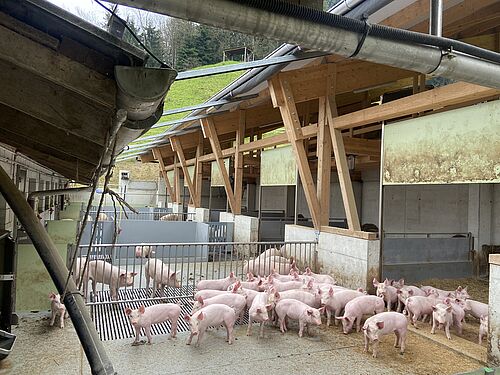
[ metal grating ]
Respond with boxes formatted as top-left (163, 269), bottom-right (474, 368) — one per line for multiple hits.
top-left (90, 286), bottom-right (249, 341)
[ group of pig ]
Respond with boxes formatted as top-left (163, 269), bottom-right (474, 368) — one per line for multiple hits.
top-left (373, 278), bottom-right (489, 344)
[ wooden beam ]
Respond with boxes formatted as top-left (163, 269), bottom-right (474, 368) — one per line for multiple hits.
top-left (171, 137), bottom-right (196, 207)
top-left (152, 148), bottom-right (174, 204)
top-left (270, 76), bottom-right (321, 229)
top-left (234, 110), bottom-right (246, 214)
top-left (173, 155), bottom-right (181, 204)
top-left (332, 82), bottom-right (500, 130)
top-left (327, 95), bottom-right (361, 232)
top-left (194, 132), bottom-right (204, 207)
top-left (321, 225), bottom-right (377, 240)
top-left (201, 118), bottom-right (238, 213)
top-left (317, 96), bottom-right (331, 226)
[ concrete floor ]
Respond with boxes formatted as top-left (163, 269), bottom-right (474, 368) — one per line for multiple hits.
top-left (0, 313), bottom-right (485, 375)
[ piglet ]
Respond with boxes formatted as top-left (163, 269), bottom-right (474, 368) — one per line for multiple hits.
top-left (275, 299), bottom-right (324, 337)
top-left (125, 303), bottom-right (181, 345)
top-left (192, 294), bottom-right (246, 321)
top-left (373, 278), bottom-right (398, 312)
top-left (145, 259), bottom-right (180, 298)
top-left (431, 303), bottom-right (453, 339)
top-left (278, 289), bottom-right (321, 309)
top-left (319, 287), bottom-right (365, 327)
top-left (247, 291), bottom-right (278, 337)
top-left (404, 294), bottom-right (441, 327)
top-left (196, 272), bottom-right (236, 291)
top-left (478, 315), bottom-right (488, 345)
top-left (443, 298), bottom-right (466, 335)
top-left (463, 299), bottom-right (488, 319)
top-left (264, 275), bottom-right (303, 292)
top-left (304, 267), bottom-right (336, 284)
top-left (396, 286), bottom-right (426, 313)
top-left (49, 293), bottom-right (68, 329)
top-left (87, 260), bottom-right (137, 301)
top-left (184, 304), bottom-right (236, 347)
top-left (135, 245), bottom-right (154, 258)
top-left (335, 295), bottom-right (385, 334)
top-left (363, 312), bottom-right (407, 358)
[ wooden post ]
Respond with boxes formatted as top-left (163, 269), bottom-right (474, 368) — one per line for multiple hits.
top-left (234, 110), bottom-right (246, 214)
top-left (171, 137), bottom-right (196, 207)
top-left (269, 76), bottom-right (321, 229)
top-left (317, 96), bottom-right (331, 226)
top-left (173, 155), bottom-right (181, 204)
top-left (152, 148), bottom-right (174, 204)
top-left (326, 94), bottom-right (361, 232)
top-left (201, 118), bottom-right (238, 214)
top-left (194, 132), bottom-right (204, 207)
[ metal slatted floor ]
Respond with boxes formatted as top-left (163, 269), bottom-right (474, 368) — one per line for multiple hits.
top-left (90, 286), bottom-right (248, 341)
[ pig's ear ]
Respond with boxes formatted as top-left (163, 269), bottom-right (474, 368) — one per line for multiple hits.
top-left (138, 305), bottom-right (145, 314)
top-left (184, 314), bottom-right (191, 321)
top-left (48, 292), bottom-right (56, 299)
top-left (265, 304), bottom-right (273, 311)
top-left (376, 321), bottom-right (384, 329)
top-left (329, 287), bottom-right (334, 296)
top-left (256, 308), bottom-right (262, 314)
top-left (372, 278), bottom-right (379, 287)
top-left (125, 307), bottom-right (132, 316)
top-left (197, 312), bottom-right (204, 321)
top-left (197, 296), bottom-right (204, 305)
top-left (306, 309), bottom-right (313, 316)
top-left (384, 278), bottom-right (390, 285)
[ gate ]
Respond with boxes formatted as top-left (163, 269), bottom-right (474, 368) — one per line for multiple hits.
top-left (68, 241), bottom-right (317, 340)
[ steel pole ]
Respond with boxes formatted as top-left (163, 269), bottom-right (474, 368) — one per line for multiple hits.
top-left (0, 164), bottom-right (115, 375)
top-left (429, 0), bottom-right (443, 37)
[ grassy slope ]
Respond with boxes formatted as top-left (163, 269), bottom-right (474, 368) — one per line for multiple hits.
top-left (115, 61), bottom-right (244, 183)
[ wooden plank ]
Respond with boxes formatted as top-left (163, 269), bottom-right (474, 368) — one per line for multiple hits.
top-left (194, 132), bottom-right (204, 207)
top-left (201, 118), bottom-right (237, 213)
top-left (332, 82), bottom-right (500, 130)
top-left (271, 76), bottom-right (321, 229)
top-left (152, 148), bottom-right (174, 204)
top-left (173, 156), bottom-right (181, 204)
top-left (327, 95), bottom-right (361, 232)
top-left (321, 226), bottom-right (377, 240)
top-left (233, 110), bottom-right (246, 214)
top-left (317, 96), bottom-right (331, 226)
top-left (171, 137), bottom-right (196, 206)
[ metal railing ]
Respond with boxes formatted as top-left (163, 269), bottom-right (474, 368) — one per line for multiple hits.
top-left (82, 209), bottom-right (196, 222)
top-left (68, 241), bottom-right (317, 306)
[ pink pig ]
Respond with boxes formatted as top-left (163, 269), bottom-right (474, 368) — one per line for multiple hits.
top-left (319, 287), bottom-right (365, 327)
top-left (363, 312), bottom-right (408, 358)
top-left (194, 289), bottom-right (230, 300)
top-left (373, 278), bottom-right (398, 312)
top-left (196, 272), bottom-right (236, 291)
top-left (192, 294), bottom-right (246, 321)
top-left (431, 303), bottom-right (453, 339)
top-left (404, 294), bottom-right (442, 327)
top-left (463, 299), bottom-right (488, 319)
top-left (247, 291), bottom-right (279, 337)
top-left (184, 304), bottom-right (236, 347)
top-left (443, 298), bottom-right (466, 335)
top-left (264, 275), bottom-right (303, 292)
top-left (87, 260), bottom-right (137, 301)
top-left (278, 289), bottom-right (321, 308)
top-left (231, 282), bottom-right (259, 308)
top-left (303, 267), bottom-right (336, 284)
top-left (144, 259), bottom-right (180, 298)
top-left (396, 286), bottom-right (426, 312)
top-left (125, 303), bottom-right (181, 345)
top-left (335, 295), bottom-right (385, 334)
top-left (275, 299), bottom-right (324, 337)
top-left (478, 315), bottom-right (488, 345)
top-left (49, 293), bottom-right (68, 328)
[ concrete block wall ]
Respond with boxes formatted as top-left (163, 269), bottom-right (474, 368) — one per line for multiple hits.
top-left (194, 208), bottom-right (210, 222)
top-left (489, 254), bottom-right (500, 366)
top-left (220, 213), bottom-right (259, 243)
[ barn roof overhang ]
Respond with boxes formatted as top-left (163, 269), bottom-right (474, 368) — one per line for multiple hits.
top-left (0, 0), bottom-right (177, 184)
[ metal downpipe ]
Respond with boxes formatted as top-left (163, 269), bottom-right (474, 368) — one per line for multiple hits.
top-left (429, 0), bottom-right (443, 37)
top-left (0, 165), bottom-right (115, 375)
top-left (107, 0), bottom-right (500, 89)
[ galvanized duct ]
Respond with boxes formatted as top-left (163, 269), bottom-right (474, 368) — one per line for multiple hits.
top-left (109, 0), bottom-right (500, 89)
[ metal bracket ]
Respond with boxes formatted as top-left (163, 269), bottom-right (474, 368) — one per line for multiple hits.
top-left (0, 275), bottom-right (14, 281)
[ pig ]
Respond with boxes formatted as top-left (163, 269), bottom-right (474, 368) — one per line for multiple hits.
top-left (195, 289), bottom-right (230, 300)
top-left (264, 275), bottom-right (303, 292)
top-left (404, 294), bottom-right (442, 327)
top-left (256, 248), bottom-right (282, 259)
top-left (420, 285), bottom-right (469, 299)
top-left (269, 270), bottom-right (300, 282)
top-left (396, 286), bottom-right (426, 313)
top-left (97, 213), bottom-right (108, 221)
top-left (49, 293), bottom-right (68, 328)
top-left (275, 299), bottom-right (324, 337)
top-left (319, 287), bottom-right (365, 327)
top-left (278, 289), bottom-right (321, 309)
top-left (478, 315), bottom-right (488, 345)
top-left (463, 299), bottom-right (488, 319)
top-left (443, 298), bottom-right (466, 335)
top-left (184, 304), bottom-right (236, 347)
top-left (373, 278), bottom-right (398, 312)
top-left (363, 312), bottom-right (408, 358)
top-left (389, 278), bottom-right (405, 289)
top-left (431, 303), bottom-right (453, 339)
top-left (135, 245), bottom-right (153, 258)
top-left (231, 282), bottom-right (259, 308)
top-left (87, 260), bottom-right (137, 301)
top-left (243, 257), bottom-right (295, 276)
top-left (335, 295), bottom-right (385, 334)
top-left (304, 267), bottom-right (336, 284)
top-left (191, 294), bottom-right (246, 321)
top-left (196, 272), bottom-right (236, 291)
top-left (228, 277), bottom-right (264, 292)
top-left (125, 303), bottom-right (181, 345)
top-left (144, 259), bottom-right (181, 298)
top-left (160, 214), bottom-right (179, 221)
top-left (247, 291), bottom-right (278, 337)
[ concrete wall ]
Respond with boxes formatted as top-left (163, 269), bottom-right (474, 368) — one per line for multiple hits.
top-left (488, 254), bottom-right (500, 366)
top-left (220, 213), bottom-right (259, 243)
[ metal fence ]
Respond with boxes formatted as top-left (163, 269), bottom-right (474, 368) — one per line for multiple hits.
top-left (83, 208), bottom-right (195, 222)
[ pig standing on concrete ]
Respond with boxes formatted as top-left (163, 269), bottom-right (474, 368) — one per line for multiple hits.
top-left (463, 299), bottom-right (488, 319)
top-left (319, 287), bottom-right (365, 327)
top-left (184, 304), bottom-right (236, 347)
top-left (145, 258), bottom-right (181, 298)
top-left (373, 278), bottom-right (398, 312)
top-left (278, 289), bottom-right (321, 309)
top-left (264, 275), bottom-right (303, 292)
top-left (362, 312), bottom-right (408, 358)
top-left (404, 292), bottom-right (441, 327)
top-left (196, 272), bottom-right (236, 291)
top-left (443, 298), bottom-right (467, 335)
top-left (478, 315), bottom-right (488, 345)
top-left (230, 281), bottom-right (259, 308)
top-left (303, 267), bottom-right (336, 284)
top-left (247, 290), bottom-right (279, 337)
top-left (192, 294), bottom-right (246, 321)
top-left (228, 277), bottom-right (264, 292)
top-left (49, 293), bottom-right (68, 329)
top-left (431, 303), bottom-right (453, 339)
top-left (396, 286), bottom-right (426, 313)
top-left (125, 303), bottom-right (181, 345)
top-left (275, 299), bottom-right (324, 337)
top-left (335, 295), bottom-right (385, 334)
top-left (87, 260), bottom-right (137, 301)
top-left (135, 245), bottom-right (153, 258)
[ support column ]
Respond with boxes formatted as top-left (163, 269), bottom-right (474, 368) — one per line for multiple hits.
top-left (152, 148), bottom-right (174, 204)
top-left (234, 110), bottom-right (246, 214)
top-left (317, 96), bottom-right (331, 226)
top-left (171, 137), bottom-right (196, 206)
top-left (194, 132), bottom-right (204, 207)
top-left (173, 155), bottom-right (181, 204)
